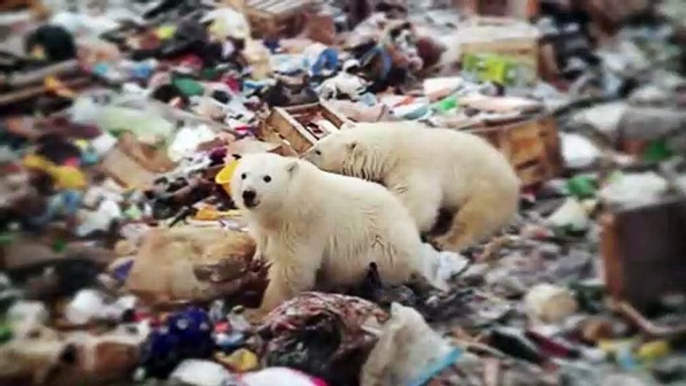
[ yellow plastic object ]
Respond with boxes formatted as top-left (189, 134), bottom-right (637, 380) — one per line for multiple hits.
top-left (31, 45), bottom-right (46, 60)
top-left (22, 153), bottom-right (52, 171)
top-left (22, 154), bottom-right (86, 189)
top-left (45, 76), bottom-right (76, 98)
top-left (215, 159), bottom-right (240, 195)
top-left (52, 165), bottom-right (87, 189)
top-left (74, 139), bottom-right (89, 151)
top-left (195, 205), bottom-right (222, 221)
top-left (637, 341), bottom-right (670, 362)
top-left (155, 25), bottom-right (176, 40)
top-left (215, 348), bottom-right (259, 372)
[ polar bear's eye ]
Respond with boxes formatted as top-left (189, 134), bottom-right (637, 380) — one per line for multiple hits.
top-left (241, 173), bottom-right (247, 180)
top-left (314, 150), bottom-right (321, 155)
top-left (263, 175), bottom-right (272, 183)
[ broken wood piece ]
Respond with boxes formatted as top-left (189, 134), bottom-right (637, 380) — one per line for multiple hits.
top-left (601, 197), bottom-right (686, 313)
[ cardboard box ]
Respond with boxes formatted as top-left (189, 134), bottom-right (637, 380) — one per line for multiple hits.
top-left (451, 17), bottom-right (540, 73)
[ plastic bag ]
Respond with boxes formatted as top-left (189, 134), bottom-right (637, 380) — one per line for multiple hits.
top-left (361, 303), bottom-right (459, 386)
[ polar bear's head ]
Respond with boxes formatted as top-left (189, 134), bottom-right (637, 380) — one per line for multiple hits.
top-left (303, 127), bottom-right (388, 182)
top-left (230, 153), bottom-right (300, 213)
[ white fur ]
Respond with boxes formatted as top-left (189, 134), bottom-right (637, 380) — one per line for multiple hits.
top-left (304, 122), bottom-right (520, 252)
top-left (230, 153), bottom-right (430, 312)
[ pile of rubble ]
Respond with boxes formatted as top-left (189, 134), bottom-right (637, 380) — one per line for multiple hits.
top-left (1, 0), bottom-right (686, 385)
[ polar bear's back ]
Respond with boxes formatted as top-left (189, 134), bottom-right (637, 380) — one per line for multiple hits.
top-left (298, 163), bottom-right (424, 287)
top-left (351, 123), bottom-right (519, 206)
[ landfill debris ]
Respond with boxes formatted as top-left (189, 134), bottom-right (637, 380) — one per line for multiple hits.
top-left (546, 197), bottom-right (591, 232)
top-left (169, 359), bottom-right (238, 386)
top-left (124, 226), bottom-right (263, 304)
top-left (1, 0), bottom-right (686, 385)
top-left (524, 283), bottom-right (579, 325)
top-left (360, 302), bottom-right (459, 386)
top-left (258, 292), bottom-right (388, 385)
top-left (242, 367), bottom-right (328, 386)
top-left (599, 172), bottom-right (670, 207)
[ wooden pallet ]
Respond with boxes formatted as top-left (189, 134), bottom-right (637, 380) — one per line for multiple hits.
top-left (258, 102), bottom-right (350, 155)
top-left (464, 114), bottom-right (562, 187)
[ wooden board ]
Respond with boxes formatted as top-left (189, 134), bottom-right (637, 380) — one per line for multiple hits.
top-left (601, 197), bottom-right (686, 313)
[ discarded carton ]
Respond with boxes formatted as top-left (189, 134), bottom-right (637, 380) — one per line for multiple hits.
top-left (449, 16), bottom-right (540, 72)
top-left (99, 147), bottom-right (157, 190)
top-left (117, 131), bottom-right (176, 173)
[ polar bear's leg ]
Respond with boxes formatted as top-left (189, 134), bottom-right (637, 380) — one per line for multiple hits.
top-left (432, 193), bottom-right (515, 252)
top-left (388, 175), bottom-right (441, 234)
top-left (258, 243), bottom-right (323, 312)
top-left (247, 223), bottom-right (268, 262)
top-left (259, 262), bottom-right (317, 311)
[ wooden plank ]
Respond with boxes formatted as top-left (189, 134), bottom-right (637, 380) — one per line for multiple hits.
top-left (602, 198), bottom-right (686, 312)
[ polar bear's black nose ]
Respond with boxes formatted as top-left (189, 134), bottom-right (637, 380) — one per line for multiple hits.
top-left (242, 189), bottom-right (257, 207)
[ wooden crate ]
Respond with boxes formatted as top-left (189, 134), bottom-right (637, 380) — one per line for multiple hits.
top-left (258, 102), bottom-right (350, 155)
top-left (464, 115), bottom-right (562, 187)
top-left (601, 197), bottom-right (686, 314)
top-left (245, 0), bottom-right (320, 38)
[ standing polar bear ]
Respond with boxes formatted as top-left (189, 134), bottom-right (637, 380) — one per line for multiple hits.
top-left (230, 153), bottom-right (450, 313)
top-left (304, 122), bottom-right (520, 252)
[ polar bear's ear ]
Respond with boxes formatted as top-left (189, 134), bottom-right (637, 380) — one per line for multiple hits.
top-left (285, 159), bottom-right (299, 175)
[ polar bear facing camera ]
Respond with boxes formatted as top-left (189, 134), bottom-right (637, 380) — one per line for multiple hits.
top-left (303, 122), bottom-right (520, 252)
top-left (230, 153), bottom-right (442, 313)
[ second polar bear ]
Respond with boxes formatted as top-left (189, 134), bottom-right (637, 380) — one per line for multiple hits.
top-left (304, 122), bottom-right (520, 252)
top-left (230, 153), bottom-right (451, 313)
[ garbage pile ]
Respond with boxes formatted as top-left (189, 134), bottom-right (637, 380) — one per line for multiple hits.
top-left (1, 0), bottom-right (686, 385)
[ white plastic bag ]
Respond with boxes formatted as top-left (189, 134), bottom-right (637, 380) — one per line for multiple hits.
top-left (361, 303), bottom-right (459, 386)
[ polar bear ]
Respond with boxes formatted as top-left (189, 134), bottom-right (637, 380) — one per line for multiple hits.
top-left (303, 122), bottom-right (520, 252)
top-left (230, 153), bottom-right (446, 313)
